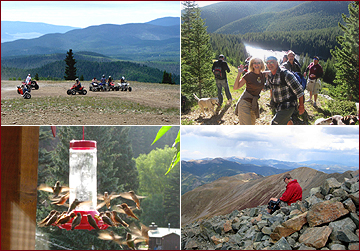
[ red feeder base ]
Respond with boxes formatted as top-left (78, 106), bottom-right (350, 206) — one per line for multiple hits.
top-left (57, 210), bottom-right (109, 231)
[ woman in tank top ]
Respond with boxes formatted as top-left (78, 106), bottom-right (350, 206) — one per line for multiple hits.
top-left (234, 57), bottom-right (269, 125)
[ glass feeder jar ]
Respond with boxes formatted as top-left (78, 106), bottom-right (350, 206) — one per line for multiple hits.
top-left (69, 140), bottom-right (97, 210)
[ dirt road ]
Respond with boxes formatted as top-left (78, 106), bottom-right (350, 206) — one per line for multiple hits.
top-left (1, 80), bottom-right (180, 125)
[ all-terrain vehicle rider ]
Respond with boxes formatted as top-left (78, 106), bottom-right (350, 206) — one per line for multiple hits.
top-left (100, 74), bottom-right (107, 91)
top-left (25, 74), bottom-right (31, 84)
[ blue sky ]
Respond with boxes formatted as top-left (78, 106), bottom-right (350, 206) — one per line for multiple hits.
top-left (1, 1), bottom-right (180, 28)
top-left (181, 126), bottom-right (359, 166)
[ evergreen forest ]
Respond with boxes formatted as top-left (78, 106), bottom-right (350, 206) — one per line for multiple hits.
top-left (36, 126), bottom-right (179, 250)
top-left (181, 1), bottom-right (359, 107)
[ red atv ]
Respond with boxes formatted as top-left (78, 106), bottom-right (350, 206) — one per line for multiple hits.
top-left (22, 80), bottom-right (39, 90)
top-left (67, 84), bottom-right (87, 95)
top-left (108, 82), bottom-right (120, 91)
top-left (17, 85), bottom-right (31, 99)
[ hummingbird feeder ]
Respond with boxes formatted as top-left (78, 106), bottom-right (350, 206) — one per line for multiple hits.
top-left (57, 138), bottom-right (108, 231)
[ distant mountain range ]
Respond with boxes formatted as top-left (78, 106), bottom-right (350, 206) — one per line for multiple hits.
top-left (181, 166), bottom-right (358, 225)
top-left (1, 21), bottom-right (79, 43)
top-left (181, 157), bottom-right (358, 195)
top-left (199, 1), bottom-right (350, 34)
top-left (1, 17), bottom-right (180, 61)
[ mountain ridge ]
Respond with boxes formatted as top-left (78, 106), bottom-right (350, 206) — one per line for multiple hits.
top-left (181, 166), bottom-right (357, 226)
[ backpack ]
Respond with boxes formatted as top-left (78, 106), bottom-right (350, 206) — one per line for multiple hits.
top-left (280, 70), bottom-right (307, 91)
top-left (213, 65), bottom-right (222, 79)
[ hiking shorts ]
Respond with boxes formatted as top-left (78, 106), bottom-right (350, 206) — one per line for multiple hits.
top-left (306, 79), bottom-right (321, 94)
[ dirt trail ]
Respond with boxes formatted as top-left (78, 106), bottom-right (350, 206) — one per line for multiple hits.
top-left (1, 80), bottom-right (180, 125)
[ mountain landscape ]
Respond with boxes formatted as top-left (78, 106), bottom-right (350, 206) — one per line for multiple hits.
top-left (181, 157), bottom-right (358, 195)
top-left (199, 1), bottom-right (350, 34)
top-left (1, 17), bottom-right (180, 82)
top-left (181, 166), bottom-right (358, 226)
top-left (1, 21), bottom-right (79, 43)
top-left (182, 171), bottom-right (359, 250)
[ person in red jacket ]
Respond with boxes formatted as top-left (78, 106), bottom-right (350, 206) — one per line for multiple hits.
top-left (267, 173), bottom-right (302, 213)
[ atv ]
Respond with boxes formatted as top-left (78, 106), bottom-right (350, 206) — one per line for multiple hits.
top-left (67, 84), bottom-right (87, 95)
top-left (22, 80), bottom-right (39, 90)
top-left (108, 82), bottom-right (120, 91)
top-left (89, 82), bottom-right (106, 92)
top-left (118, 81), bottom-right (132, 92)
top-left (17, 85), bottom-right (31, 99)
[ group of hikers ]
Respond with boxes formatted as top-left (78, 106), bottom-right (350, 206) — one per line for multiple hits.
top-left (211, 51), bottom-right (323, 125)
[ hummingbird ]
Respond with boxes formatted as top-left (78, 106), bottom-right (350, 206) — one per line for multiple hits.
top-left (87, 214), bottom-right (100, 230)
top-left (98, 231), bottom-right (123, 246)
top-left (56, 212), bottom-right (76, 225)
top-left (51, 192), bottom-right (70, 206)
top-left (119, 232), bottom-right (143, 250)
top-left (67, 198), bottom-right (91, 213)
top-left (97, 191), bottom-right (120, 210)
top-left (116, 203), bottom-right (139, 220)
top-left (44, 211), bottom-right (60, 227)
top-left (71, 213), bottom-right (82, 230)
top-left (119, 191), bottom-right (147, 210)
top-left (37, 210), bottom-right (57, 226)
top-left (111, 211), bottom-right (129, 228)
top-left (38, 181), bottom-right (70, 198)
top-left (129, 222), bottom-right (149, 245)
top-left (101, 214), bottom-right (115, 226)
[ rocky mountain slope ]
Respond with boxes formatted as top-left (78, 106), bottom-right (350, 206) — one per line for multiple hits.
top-left (181, 167), bottom-right (356, 226)
top-left (182, 171), bottom-right (359, 250)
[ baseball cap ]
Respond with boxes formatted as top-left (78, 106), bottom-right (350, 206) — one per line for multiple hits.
top-left (265, 56), bottom-right (277, 62)
top-left (314, 56), bottom-right (319, 60)
top-left (219, 54), bottom-right (224, 59)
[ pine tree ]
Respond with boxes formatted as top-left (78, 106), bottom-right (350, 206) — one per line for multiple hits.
top-left (331, 1), bottom-right (359, 101)
top-left (64, 49), bottom-right (78, 80)
top-left (34, 73), bottom-right (39, 81)
top-left (163, 165), bottom-right (180, 228)
top-left (181, 1), bottom-right (215, 99)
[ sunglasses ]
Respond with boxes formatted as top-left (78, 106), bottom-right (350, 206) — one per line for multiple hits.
top-left (253, 62), bottom-right (261, 65)
top-left (266, 61), bottom-right (276, 65)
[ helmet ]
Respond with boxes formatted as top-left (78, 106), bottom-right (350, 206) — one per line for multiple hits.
top-left (28, 74), bottom-right (31, 76)
top-left (102, 75), bottom-right (105, 77)
top-left (109, 76), bottom-right (111, 78)
top-left (75, 78), bottom-right (79, 82)
top-left (121, 76), bottom-right (125, 80)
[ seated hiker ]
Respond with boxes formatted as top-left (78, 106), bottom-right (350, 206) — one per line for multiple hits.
top-left (267, 173), bottom-right (302, 214)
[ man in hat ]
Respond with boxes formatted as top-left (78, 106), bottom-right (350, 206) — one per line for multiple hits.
top-left (282, 50), bottom-right (301, 73)
top-left (264, 55), bottom-right (305, 125)
top-left (212, 54), bottom-right (232, 107)
top-left (304, 56), bottom-right (323, 107)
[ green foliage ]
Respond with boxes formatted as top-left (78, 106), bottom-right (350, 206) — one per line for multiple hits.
top-left (210, 34), bottom-right (248, 67)
top-left (34, 73), bottom-right (39, 81)
top-left (161, 70), bottom-right (175, 84)
top-left (181, 1), bottom-right (216, 100)
top-left (64, 49), bottom-right (77, 80)
top-left (151, 126), bottom-right (180, 174)
top-left (331, 1), bottom-right (359, 102)
top-left (324, 99), bottom-right (358, 116)
top-left (135, 146), bottom-right (180, 227)
top-left (79, 75), bottom-right (84, 81)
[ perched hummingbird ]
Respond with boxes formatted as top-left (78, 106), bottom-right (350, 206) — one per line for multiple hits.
top-left (71, 213), bottom-right (82, 230)
top-left (97, 191), bottom-right (120, 210)
top-left (51, 192), bottom-right (70, 206)
top-left (129, 222), bottom-right (149, 245)
top-left (56, 212), bottom-right (76, 225)
top-left (119, 191), bottom-right (147, 210)
top-left (44, 211), bottom-right (60, 227)
top-left (111, 211), bottom-right (129, 228)
top-left (116, 203), bottom-right (139, 220)
top-left (101, 214), bottom-right (115, 226)
top-left (37, 210), bottom-right (57, 226)
top-left (98, 231), bottom-right (123, 246)
top-left (87, 214), bottom-right (100, 230)
top-left (38, 181), bottom-right (70, 198)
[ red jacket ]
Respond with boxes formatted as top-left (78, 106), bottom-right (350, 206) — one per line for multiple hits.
top-left (280, 179), bottom-right (302, 205)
